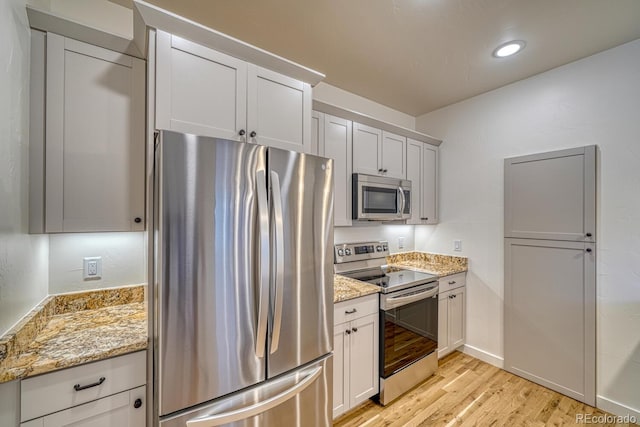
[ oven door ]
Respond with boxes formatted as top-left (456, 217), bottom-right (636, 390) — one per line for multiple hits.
top-left (380, 284), bottom-right (438, 378)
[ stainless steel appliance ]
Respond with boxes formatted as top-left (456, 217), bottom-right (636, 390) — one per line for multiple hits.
top-left (334, 241), bottom-right (439, 405)
top-left (152, 130), bottom-right (334, 427)
top-left (352, 174), bottom-right (411, 221)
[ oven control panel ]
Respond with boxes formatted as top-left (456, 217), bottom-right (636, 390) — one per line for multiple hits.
top-left (334, 241), bottom-right (389, 264)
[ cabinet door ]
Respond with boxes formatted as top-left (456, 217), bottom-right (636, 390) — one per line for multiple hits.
top-left (406, 139), bottom-right (422, 225)
top-left (45, 34), bottom-right (145, 232)
top-left (422, 144), bottom-right (438, 224)
top-left (348, 313), bottom-right (379, 408)
top-left (448, 287), bottom-right (465, 351)
top-left (437, 293), bottom-right (450, 358)
top-left (504, 146), bottom-right (596, 241)
top-left (352, 123), bottom-right (382, 176)
top-left (247, 65), bottom-right (312, 153)
top-left (321, 114), bottom-right (353, 226)
top-left (42, 386), bottom-right (145, 427)
top-left (156, 31), bottom-right (247, 141)
top-left (332, 322), bottom-right (350, 419)
top-left (310, 111), bottom-right (323, 156)
top-left (381, 131), bottom-right (406, 179)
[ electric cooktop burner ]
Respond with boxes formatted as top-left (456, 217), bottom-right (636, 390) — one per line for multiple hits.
top-left (343, 266), bottom-right (437, 294)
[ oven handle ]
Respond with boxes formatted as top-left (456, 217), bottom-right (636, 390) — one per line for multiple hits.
top-left (384, 287), bottom-right (438, 309)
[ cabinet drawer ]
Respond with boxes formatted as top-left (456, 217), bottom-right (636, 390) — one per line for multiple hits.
top-left (438, 272), bottom-right (466, 293)
top-left (334, 293), bottom-right (378, 325)
top-left (21, 350), bottom-right (146, 422)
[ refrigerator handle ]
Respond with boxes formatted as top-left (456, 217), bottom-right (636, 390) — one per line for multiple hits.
top-left (269, 171), bottom-right (285, 354)
top-left (255, 170), bottom-right (270, 358)
top-left (185, 366), bottom-right (322, 427)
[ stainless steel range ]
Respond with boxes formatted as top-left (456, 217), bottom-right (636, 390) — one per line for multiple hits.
top-left (334, 241), bottom-right (439, 405)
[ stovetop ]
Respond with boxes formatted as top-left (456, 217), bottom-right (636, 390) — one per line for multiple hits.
top-left (342, 266), bottom-right (438, 294)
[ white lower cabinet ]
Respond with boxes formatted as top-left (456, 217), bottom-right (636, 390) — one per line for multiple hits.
top-left (438, 274), bottom-right (466, 358)
top-left (333, 294), bottom-right (379, 419)
top-left (20, 351), bottom-right (146, 426)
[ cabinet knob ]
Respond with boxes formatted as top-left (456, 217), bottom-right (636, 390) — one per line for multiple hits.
top-left (352, 327), bottom-right (358, 333)
top-left (345, 329), bottom-right (351, 335)
top-left (238, 129), bottom-right (246, 136)
top-left (586, 248), bottom-right (592, 253)
top-left (250, 131), bottom-right (257, 138)
top-left (383, 169), bottom-right (388, 173)
top-left (449, 295), bottom-right (454, 299)
top-left (378, 169), bottom-right (383, 173)
top-left (134, 398), bottom-right (143, 409)
top-left (134, 217), bottom-right (142, 224)
top-left (586, 232), bottom-right (592, 237)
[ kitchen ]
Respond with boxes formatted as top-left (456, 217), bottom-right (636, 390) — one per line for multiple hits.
top-left (1, 0), bottom-right (639, 426)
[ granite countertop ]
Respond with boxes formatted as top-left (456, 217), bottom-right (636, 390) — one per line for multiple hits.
top-left (0, 285), bottom-right (147, 383)
top-left (334, 274), bottom-right (381, 303)
top-left (386, 252), bottom-right (468, 277)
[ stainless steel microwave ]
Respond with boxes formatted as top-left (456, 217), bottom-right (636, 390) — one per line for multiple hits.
top-left (352, 174), bottom-right (411, 221)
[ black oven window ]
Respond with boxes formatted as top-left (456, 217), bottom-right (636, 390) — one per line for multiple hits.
top-left (381, 297), bottom-right (438, 378)
top-left (362, 186), bottom-right (397, 213)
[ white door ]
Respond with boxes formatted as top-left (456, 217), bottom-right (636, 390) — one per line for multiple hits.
top-left (504, 238), bottom-right (595, 405)
top-left (42, 387), bottom-right (145, 427)
top-left (352, 123), bottom-right (382, 176)
top-left (381, 131), bottom-right (406, 179)
top-left (348, 313), bottom-right (379, 408)
top-left (422, 144), bottom-right (438, 223)
top-left (155, 31), bottom-right (247, 141)
top-left (321, 114), bottom-right (353, 226)
top-left (406, 139), bottom-right (422, 225)
top-left (448, 288), bottom-right (465, 350)
top-left (332, 322), bottom-right (349, 419)
top-left (247, 65), bottom-right (311, 153)
top-left (437, 293), bottom-right (450, 358)
top-left (45, 34), bottom-right (145, 232)
top-left (504, 146), bottom-right (596, 241)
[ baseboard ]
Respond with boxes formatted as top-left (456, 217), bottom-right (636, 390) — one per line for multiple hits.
top-left (461, 344), bottom-right (504, 369)
top-left (596, 396), bottom-right (640, 420)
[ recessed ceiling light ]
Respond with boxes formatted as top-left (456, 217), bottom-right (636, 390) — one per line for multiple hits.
top-left (492, 40), bottom-right (526, 58)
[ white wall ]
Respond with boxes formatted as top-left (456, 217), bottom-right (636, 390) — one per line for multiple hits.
top-left (335, 224), bottom-right (415, 254)
top-left (415, 39), bottom-right (640, 417)
top-left (313, 82), bottom-right (416, 130)
top-left (48, 232), bottom-right (146, 294)
top-left (0, 0), bottom-right (49, 337)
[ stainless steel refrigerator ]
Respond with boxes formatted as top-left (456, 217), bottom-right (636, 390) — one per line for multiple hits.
top-left (152, 130), bottom-right (334, 427)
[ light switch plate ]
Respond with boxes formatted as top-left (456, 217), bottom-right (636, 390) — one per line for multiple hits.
top-left (83, 256), bottom-right (102, 280)
top-left (454, 240), bottom-right (462, 251)
top-left (398, 236), bottom-right (405, 250)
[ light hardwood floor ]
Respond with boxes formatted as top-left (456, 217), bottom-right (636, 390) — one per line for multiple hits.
top-left (334, 351), bottom-right (636, 427)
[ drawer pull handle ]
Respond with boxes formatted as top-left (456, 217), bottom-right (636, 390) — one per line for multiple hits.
top-left (74, 377), bottom-right (105, 391)
top-left (448, 281), bottom-right (456, 285)
top-left (344, 308), bottom-right (357, 314)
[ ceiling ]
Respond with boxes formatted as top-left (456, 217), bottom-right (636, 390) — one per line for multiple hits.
top-left (140, 0), bottom-right (640, 116)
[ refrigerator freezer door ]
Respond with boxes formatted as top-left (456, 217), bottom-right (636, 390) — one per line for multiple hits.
top-left (160, 355), bottom-right (332, 427)
top-left (157, 131), bottom-right (268, 416)
top-left (267, 149), bottom-right (334, 378)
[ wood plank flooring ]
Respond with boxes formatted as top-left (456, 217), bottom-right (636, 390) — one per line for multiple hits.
top-left (334, 351), bottom-right (636, 427)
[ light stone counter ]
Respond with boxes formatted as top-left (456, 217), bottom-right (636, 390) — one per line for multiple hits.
top-left (0, 285), bottom-right (147, 383)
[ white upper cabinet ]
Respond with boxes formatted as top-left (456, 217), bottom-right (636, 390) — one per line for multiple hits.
top-left (352, 122), bottom-right (383, 176)
top-left (381, 131), bottom-right (406, 179)
top-left (353, 124), bottom-right (406, 179)
top-left (156, 32), bottom-right (247, 141)
top-left (247, 65), bottom-right (311, 153)
top-left (155, 31), bottom-right (313, 153)
top-left (406, 138), bottom-right (438, 224)
top-left (30, 31), bottom-right (145, 233)
top-left (319, 113), bottom-right (353, 226)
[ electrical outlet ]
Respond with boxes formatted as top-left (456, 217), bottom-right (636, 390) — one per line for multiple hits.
top-left (83, 256), bottom-right (102, 280)
top-left (398, 236), bottom-right (405, 250)
top-left (454, 240), bottom-right (462, 252)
